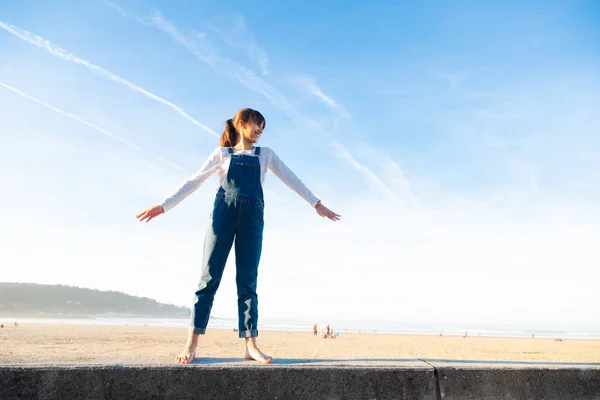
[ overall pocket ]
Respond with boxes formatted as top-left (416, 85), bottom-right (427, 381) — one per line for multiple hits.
top-left (229, 162), bottom-right (258, 187)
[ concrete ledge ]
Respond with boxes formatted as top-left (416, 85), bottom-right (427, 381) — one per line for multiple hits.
top-left (0, 365), bottom-right (436, 400)
top-left (2, 363), bottom-right (600, 400)
top-left (437, 368), bottom-right (600, 400)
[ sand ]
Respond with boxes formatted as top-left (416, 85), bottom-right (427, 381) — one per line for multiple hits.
top-left (1, 324), bottom-right (599, 366)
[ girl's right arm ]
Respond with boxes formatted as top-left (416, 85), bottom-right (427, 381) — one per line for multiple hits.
top-left (267, 148), bottom-right (341, 221)
top-left (136, 148), bottom-right (221, 222)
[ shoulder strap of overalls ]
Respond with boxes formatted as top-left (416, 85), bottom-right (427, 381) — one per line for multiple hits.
top-left (254, 147), bottom-right (261, 156)
top-left (227, 147), bottom-right (234, 154)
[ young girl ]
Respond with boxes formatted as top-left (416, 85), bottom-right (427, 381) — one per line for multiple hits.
top-left (136, 108), bottom-right (341, 364)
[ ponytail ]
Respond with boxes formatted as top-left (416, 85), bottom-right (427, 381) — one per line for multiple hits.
top-left (220, 118), bottom-right (239, 148)
top-left (220, 109), bottom-right (266, 148)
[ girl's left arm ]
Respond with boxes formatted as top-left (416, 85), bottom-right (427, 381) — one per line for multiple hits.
top-left (267, 149), bottom-right (341, 221)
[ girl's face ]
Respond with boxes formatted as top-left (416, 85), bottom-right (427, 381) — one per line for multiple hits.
top-left (240, 120), bottom-right (264, 144)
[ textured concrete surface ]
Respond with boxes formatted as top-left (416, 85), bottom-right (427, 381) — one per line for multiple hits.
top-left (436, 368), bottom-right (600, 400)
top-left (0, 364), bottom-right (436, 400)
top-left (426, 360), bottom-right (600, 400)
top-left (2, 360), bottom-right (600, 400)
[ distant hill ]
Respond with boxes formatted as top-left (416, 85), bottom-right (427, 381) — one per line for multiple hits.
top-left (0, 282), bottom-right (190, 318)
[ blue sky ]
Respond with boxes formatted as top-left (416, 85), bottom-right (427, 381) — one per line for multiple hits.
top-left (1, 0), bottom-right (600, 329)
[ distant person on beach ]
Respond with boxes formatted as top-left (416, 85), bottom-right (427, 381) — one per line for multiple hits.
top-left (137, 108), bottom-right (341, 365)
top-left (313, 324), bottom-right (317, 336)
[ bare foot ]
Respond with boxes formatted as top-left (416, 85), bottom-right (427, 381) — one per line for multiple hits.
top-left (176, 333), bottom-right (199, 364)
top-left (244, 338), bottom-right (273, 364)
top-left (244, 346), bottom-right (273, 364)
top-left (176, 345), bottom-right (196, 364)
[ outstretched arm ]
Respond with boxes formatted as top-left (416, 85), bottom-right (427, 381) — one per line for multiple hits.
top-left (268, 149), bottom-right (341, 222)
top-left (136, 148), bottom-right (221, 223)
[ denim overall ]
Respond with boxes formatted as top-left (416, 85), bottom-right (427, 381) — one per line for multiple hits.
top-left (190, 147), bottom-right (264, 338)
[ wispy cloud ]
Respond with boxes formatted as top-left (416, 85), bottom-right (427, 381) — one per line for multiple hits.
top-left (331, 141), bottom-right (423, 208)
top-left (103, 3), bottom-right (315, 128)
top-left (290, 74), bottom-right (351, 119)
top-left (146, 12), bottom-right (314, 128)
top-left (209, 16), bottom-right (270, 76)
top-left (430, 68), bottom-right (465, 89)
top-left (369, 147), bottom-right (422, 208)
top-left (0, 79), bottom-right (187, 172)
top-left (0, 20), bottom-right (219, 138)
top-left (331, 140), bottom-right (402, 203)
top-left (102, 0), bottom-right (131, 19)
top-left (106, 1), bottom-right (270, 77)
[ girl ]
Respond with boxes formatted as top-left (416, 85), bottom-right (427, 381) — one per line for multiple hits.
top-left (136, 108), bottom-right (341, 364)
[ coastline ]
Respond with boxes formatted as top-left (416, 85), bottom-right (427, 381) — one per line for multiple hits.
top-left (2, 324), bottom-right (600, 366)
top-left (1, 315), bottom-right (599, 341)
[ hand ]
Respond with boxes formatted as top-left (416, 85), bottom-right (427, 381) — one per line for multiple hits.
top-left (136, 205), bottom-right (165, 223)
top-left (315, 202), bottom-right (341, 221)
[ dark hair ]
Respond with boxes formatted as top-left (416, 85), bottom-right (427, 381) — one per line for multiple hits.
top-left (220, 108), bottom-right (266, 148)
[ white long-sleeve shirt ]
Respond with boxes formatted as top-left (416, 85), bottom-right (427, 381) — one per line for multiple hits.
top-left (159, 147), bottom-right (320, 212)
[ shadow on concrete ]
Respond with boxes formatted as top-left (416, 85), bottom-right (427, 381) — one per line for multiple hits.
top-left (273, 358), bottom-right (423, 365)
top-left (189, 357), bottom-right (244, 364)
top-left (188, 357), bottom-right (600, 367)
top-left (188, 357), bottom-right (424, 365)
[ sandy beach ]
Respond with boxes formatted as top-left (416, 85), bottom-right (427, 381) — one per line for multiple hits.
top-left (1, 324), bottom-right (599, 366)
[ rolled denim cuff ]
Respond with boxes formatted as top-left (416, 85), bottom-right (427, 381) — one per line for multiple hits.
top-left (189, 326), bottom-right (206, 335)
top-left (238, 329), bottom-right (258, 338)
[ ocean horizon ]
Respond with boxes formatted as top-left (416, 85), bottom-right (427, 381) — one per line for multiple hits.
top-left (2, 315), bottom-right (599, 341)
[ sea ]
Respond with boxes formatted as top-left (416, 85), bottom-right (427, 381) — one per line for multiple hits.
top-left (1, 315), bottom-right (599, 340)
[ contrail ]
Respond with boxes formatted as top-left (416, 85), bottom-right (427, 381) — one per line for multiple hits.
top-left (106, 7), bottom-right (315, 129)
top-left (331, 140), bottom-right (401, 203)
top-left (295, 75), bottom-right (352, 120)
top-left (0, 80), bottom-right (188, 172)
top-left (0, 20), bottom-right (219, 138)
top-left (146, 14), bottom-right (312, 127)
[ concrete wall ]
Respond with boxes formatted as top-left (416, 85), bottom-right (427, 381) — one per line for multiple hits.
top-left (437, 368), bottom-right (600, 400)
top-left (1, 366), bottom-right (600, 400)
